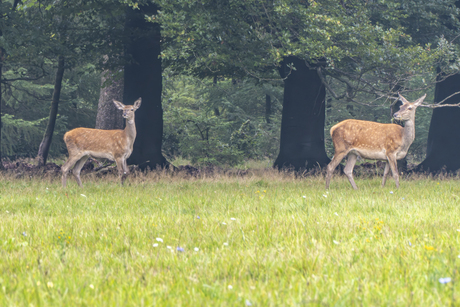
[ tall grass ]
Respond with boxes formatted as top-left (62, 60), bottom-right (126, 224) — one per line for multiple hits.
top-left (0, 169), bottom-right (459, 306)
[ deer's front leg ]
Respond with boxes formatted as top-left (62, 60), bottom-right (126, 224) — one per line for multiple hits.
top-left (116, 158), bottom-right (127, 185)
top-left (122, 159), bottom-right (129, 176)
top-left (382, 162), bottom-right (390, 187)
top-left (387, 155), bottom-right (400, 188)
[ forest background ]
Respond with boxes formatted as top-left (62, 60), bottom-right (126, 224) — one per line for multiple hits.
top-left (2, 0), bottom-right (460, 174)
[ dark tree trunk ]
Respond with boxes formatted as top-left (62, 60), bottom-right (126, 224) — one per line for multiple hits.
top-left (124, 4), bottom-right (168, 170)
top-left (213, 75), bottom-right (220, 116)
top-left (265, 94), bottom-right (271, 124)
top-left (274, 56), bottom-right (330, 171)
top-left (95, 68), bottom-right (124, 130)
top-left (36, 55), bottom-right (65, 166)
top-left (415, 73), bottom-right (460, 173)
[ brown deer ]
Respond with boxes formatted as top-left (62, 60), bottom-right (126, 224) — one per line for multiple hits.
top-left (61, 98), bottom-right (141, 187)
top-left (325, 93), bottom-right (426, 189)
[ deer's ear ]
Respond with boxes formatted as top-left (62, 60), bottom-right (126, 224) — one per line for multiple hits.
top-left (113, 100), bottom-right (125, 110)
top-left (414, 94), bottom-right (427, 106)
top-left (133, 98), bottom-right (142, 110)
top-left (398, 93), bottom-right (410, 105)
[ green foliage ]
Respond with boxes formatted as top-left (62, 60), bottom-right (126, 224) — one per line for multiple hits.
top-left (0, 0), bottom-right (458, 167)
top-left (1, 114), bottom-right (44, 157)
top-left (1, 64), bottom-right (99, 159)
top-left (1, 114), bottom-right (68, 158)
top-left (0, 0), bottom-right (123, 160)
top-left (230, 120), bottom-right (256, 159)
top-left (153, 0), bottom-right (460, 167)
top-left (156, 0), bottom-right (460, 92)
top-left (4, 0), bottom-right (125, 71)
top-left (162, 73), bottom-right (283, 166)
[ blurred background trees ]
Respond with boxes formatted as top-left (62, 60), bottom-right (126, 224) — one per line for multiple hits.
top-left (1, 0), bottom-right (460, 173)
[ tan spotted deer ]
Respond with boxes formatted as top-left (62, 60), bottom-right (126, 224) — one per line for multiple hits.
top-left (61, 98), bottom-right (141, 187)
top-left (325, 93), bottom-right (426, 189)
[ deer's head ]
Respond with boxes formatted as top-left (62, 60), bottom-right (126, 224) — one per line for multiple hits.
top-left (113, 98), bottom-right (142, 120)
top-left (393, 93), bottom-right (426, 121)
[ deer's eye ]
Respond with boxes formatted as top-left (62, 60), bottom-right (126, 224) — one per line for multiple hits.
top-left (408, 107), bottom-right (413, 110)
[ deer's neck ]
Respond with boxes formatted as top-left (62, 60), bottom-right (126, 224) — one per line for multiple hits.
top-left (124, 117), bottom-right (137, 145)
top-left (401, 117), bottom-right (416, 151)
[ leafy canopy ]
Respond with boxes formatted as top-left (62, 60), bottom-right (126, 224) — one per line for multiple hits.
top-left (155, 0), bottom-right (460, 100)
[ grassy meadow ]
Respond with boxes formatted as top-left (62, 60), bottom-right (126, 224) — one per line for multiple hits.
top-left (1, 168), bottom-right (460, 306)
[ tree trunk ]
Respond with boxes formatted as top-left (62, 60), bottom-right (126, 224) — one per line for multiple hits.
top-left (213, 75), bottom-right (220, 116)
top-left (124, 4), bottom-right (168, 170)
top-left (415, 73), bottom-right (460, 173)
top-left (36, 55), bottom-right (65, 166)
top-left (274, 56), bottom-right (330, 171)
top-left (95, 67), bottom-right (124, 130)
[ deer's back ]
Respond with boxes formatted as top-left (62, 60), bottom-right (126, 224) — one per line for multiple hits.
top-left (331, 119), bottom-right (404, 153)
top-left (64, 127), bottom-right (128, 156)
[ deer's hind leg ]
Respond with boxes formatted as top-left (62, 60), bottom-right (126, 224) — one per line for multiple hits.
top-left (382, 162), bottom-right (390, 187)
top-left (325, 151), bottom-right (348, 189)
top-left (72, 155), bottom-right (89, 187)
top-left (343, 153), bottom-right (359, 190)
top-left (62, 153), bottom-right (85, 187)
